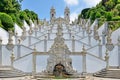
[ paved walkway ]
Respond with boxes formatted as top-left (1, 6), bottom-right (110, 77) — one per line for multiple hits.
top-left (0, 76), bottom-right (120, 80)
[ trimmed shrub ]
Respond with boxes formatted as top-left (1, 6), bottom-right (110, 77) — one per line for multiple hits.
top-left (19, 11), bottom-right (30, 25)
top-left (0, 12), bottom-right (14, 31)
top-left (16, 14), bottom-right (23, 27)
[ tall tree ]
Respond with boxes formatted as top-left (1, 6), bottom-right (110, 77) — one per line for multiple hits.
top-left (0, 0), bottom-right (21, 13)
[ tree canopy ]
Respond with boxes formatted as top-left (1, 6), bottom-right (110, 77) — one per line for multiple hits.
top-left (0, 0), bottom-right (39, 31)
top-left (78, 0), bottom-right (120, 30)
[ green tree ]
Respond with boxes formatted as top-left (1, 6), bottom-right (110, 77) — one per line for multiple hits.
top-left (0, 0), bottom-right (21, 14)
top-left (80, 8), bottom-right (90, 19)
top-left (105, 1), bottom-right (115, 11)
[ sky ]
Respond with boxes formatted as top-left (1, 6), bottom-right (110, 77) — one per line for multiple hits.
top-left (21, 0), bottom-right (102, 21)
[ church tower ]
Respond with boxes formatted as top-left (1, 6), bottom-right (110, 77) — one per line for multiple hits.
top-left (64, 7), bottom-right (70, 23)
top-left (50, 6), bottom-right (56, 24)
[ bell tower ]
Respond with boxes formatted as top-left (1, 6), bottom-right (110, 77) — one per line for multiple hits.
top-left (50, 6), bottom-right (56, 23)
top-left (64, 6), bottom-right (70, 23)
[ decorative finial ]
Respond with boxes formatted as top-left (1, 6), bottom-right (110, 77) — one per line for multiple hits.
top-left (94, 31), bottom-right (99, 40)
top-left (81, 45), bottom-right (86, 55)
top-left (99, 39), bottom-right (101, 45)
top-left (21, 27), bottom-right (26, 40)
top-left (45, 36), bottom-right (47, 40)
top-left (72, 36), bottom-right (74, 39)
top-left (0, 37), bottom-right (2, 45)
top-left (82, 45), bottom-right (85, 51)
top-left (15, 32), bottom-right (18, 36)
top-left (28, 27), bottom-right (33, 35)
top-left (18, 39), bottom-right (21, 44)
top-left (34, 45), bottom-right (37, 52)
top-left (118, 36), bottom-right (120, 44)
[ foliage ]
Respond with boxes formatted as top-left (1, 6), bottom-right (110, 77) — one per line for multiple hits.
top-left (95, 12), bottom-right (101, 18)
top-left (118, 0), bottom-right (120, 3)
top-left (15, 14), bottom-right (23, 27)
top-left (19, 11), bottom-right (30, 25)
top-left (78, 0), bottom-right (120, 30)
top-left (115, 4), bottom-right (120, 15)
top-left (24, 9), bottom-right (38, 22)
top-left (0, 13), bottom-right (14, 31)
top-left (0, 0), bottom-right (21, 14)
top-left (105, 12), bottom-right (112, 21)
top-left (105, 0), bottom-right (115, 11)
top-left (112, 16), bottom-right (120, 21)
top-left (80, 8), bottom-right (90, 19)
top-left (0, 0), bottom-right (39, 30)
top-left (108, 21), bottom-right (120, 31)
top-left (0, 20), bottom-right (3, 28)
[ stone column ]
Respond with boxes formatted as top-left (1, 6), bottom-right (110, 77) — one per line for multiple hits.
top-left (88, 34), bottom-right (91, 46)
top-left (0, 38), bottom-right (2, 66)
top-left (87, 27), bottom-right (92, 46)
top-left (32, 53), bottom-right (36, 76)
top-left (69, 30), bottom-right (71, 39)
top-left (44, 36), bottom-right (47, 52)
top-left (34, 24), bottom-right (38, 37)
top-left (17, 39), bottom-right (21, 58)
top-left (79, 25), bottom-right (80, 31)
top-left (29, 36), bottom-right (31, 46)
top-left (35, 30), bottom-right (37, 37)
top-left (11, 50), bottom-right (15, 69)
top-left (82, 54), bottom-right (86, 74)
top-left (105, 50), bottom-right (109, 70)
top-left (98, 40), bottom-right (102, 58)
top-left (81, 45), bottom-right (87, 75)
top-left (48, 30), bottom-right (50, 40)
top-left (32, 46), bottom-right (36, 76)
top-left (102, 34), bottom-right (106, 45)
top-left (28, 27), bottom-right (33, 46)
top-left (15, 32), bottom-right (18, 44)
top-left (118, 45), bottom-right (120, 68)
top-left (39, 26), bottom-right (41, 32)
top-left (72, 36), bottom-right (75, 52)
top-left (118, 36), bottom-right (120, 68)
top-left (82, 28), bottom-right (85, 37)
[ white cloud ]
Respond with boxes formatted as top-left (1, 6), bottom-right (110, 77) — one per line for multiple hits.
top-left (83, 0), bottom-right (102, 7)
top-left (64, 0), bottom-right (79, 6)
top-left (70, 12), bottom-right (78, 22)
top-left (70, 8), bottom-right (82, 22)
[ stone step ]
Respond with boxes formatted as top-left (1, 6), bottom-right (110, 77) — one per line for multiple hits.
top-left (93, 68), bottom-right (120, 79)
top-left (0, 67), bottom-right (26, 78)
